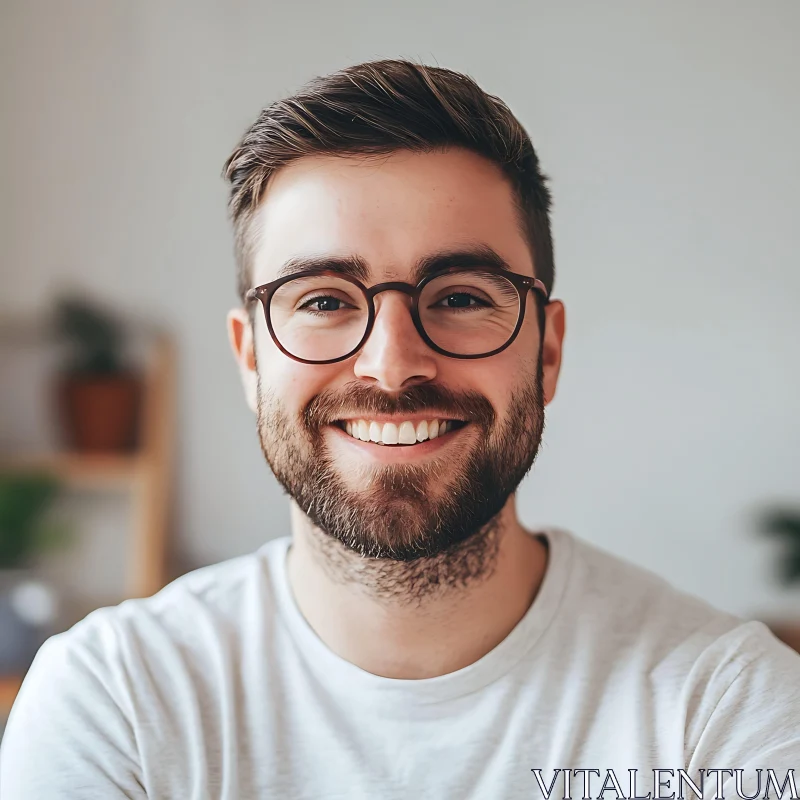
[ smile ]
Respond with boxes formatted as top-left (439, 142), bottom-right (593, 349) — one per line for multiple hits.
top-left (333, 418), bottom-right (467, 446)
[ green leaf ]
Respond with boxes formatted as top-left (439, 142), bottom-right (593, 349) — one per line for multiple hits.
top-left (0, 474), bottom-right (61, 568)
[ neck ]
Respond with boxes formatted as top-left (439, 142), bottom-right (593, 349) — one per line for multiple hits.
top-left (285, 496), bottom-right (549, 679)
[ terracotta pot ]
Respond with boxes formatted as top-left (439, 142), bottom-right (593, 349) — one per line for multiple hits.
top-left (57, 373), bottom-right (142, 453)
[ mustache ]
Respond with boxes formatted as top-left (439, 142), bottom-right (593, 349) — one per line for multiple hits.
top-left (304, 382), bottom-right (496, 430)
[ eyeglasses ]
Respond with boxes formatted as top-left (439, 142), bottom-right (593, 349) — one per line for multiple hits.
top-left (245, 266), bottom-right (550, 365)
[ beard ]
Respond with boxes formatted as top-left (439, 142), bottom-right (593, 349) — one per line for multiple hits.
top-left (254, 355), bottom-right (546, 576)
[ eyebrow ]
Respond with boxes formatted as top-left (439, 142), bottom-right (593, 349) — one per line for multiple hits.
top-left (274, 244), bottom-right (514, 284)
top-left (276, 254), bottom-right (371, 281)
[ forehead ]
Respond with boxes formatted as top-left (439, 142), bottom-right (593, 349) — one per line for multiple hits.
top-left (249, 148), bottom-right (534, 285)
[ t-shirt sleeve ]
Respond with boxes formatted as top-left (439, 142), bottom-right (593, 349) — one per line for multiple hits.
top-left (686, 621), bottom-right (800, 794)
top-left (0, 622), bottom-right (146, 799)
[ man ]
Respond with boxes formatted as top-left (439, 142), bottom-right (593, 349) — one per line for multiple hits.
top-left (2, 59), bottom-right (799, 799)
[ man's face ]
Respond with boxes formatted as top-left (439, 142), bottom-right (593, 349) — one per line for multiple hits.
top-left (229, 148), bottom-right (564, 561)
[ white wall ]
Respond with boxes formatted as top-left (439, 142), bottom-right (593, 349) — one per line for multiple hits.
top-left (2, 0), bottom-right (799, 619)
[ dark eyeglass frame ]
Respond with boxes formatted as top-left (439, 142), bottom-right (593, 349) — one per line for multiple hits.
top-left (245, 265), bottom-right (550, 365)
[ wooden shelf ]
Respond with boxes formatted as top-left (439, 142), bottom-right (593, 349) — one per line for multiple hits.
top-left (0, 452), bottom-right (145, 489)
top-left (0, 676), bottom-right (23, 714)
top-left (0, 335), bottom-right (176, 716)
top-left (1, 334), bottom-right (174, 601)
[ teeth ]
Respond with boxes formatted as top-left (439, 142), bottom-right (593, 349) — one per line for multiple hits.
top-left (398, 421), bottom-right (417, 445)
top-left (381, 422), bottom-right (399, 444)
top-left (340, 418), bottom-right (458, 445)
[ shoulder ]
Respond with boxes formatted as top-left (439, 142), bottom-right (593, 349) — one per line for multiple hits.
top-left (84, 535), bottom-right (287, 637)
top-left (21, 535), bottom-right (290, 708)
top-left (545, 527), bottom-right (798, 690)
top-left (0, 538), bottom-right (290, 795)
top-left (548, 529), bottom-right (800, 760)
top-left (687, 619), bottom-right (800, 770)
top-left (549, 528), bottom-right (747, 649)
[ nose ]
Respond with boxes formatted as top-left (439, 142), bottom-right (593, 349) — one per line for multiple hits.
top-left (352, 291), bottom-right (438, 392)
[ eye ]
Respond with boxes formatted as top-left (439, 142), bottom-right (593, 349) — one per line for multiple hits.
top-left (298, 295), bottom-right (350, 312)
top-left (434, 292), bottom-right (491, 309)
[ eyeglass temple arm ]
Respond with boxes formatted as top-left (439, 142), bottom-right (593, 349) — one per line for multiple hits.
top-left (531, 278), bottom-right (550, 302)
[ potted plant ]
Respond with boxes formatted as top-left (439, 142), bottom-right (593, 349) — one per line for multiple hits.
top-left (0, 473), bottom-right (62, 674)
top-left (55, 296), bottom-right (142, 452)
top-left (758, 506), bottom-right (800, 652)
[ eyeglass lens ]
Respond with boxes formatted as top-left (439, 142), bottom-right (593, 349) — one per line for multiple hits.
top-left (267, 270), bottom-right (522, 361)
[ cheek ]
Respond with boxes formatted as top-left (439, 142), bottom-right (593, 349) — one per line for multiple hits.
top-left (254, 326), bottom-right (346, 412)
top-left (479, 365), bottom-right (517, 419)
top-left (473, 337), bottom-right (540, 421)
top-left (434, 359), bottom-right (511, 428)
top-left (510, 314), bottom-right (542, 378)
top-left (518, 303), bottom-right (542, 349)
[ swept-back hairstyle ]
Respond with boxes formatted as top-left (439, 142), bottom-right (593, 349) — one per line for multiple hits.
top-left (223, 59), bottom-right (554, 303)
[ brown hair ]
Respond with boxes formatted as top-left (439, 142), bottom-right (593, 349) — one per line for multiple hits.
top-left (223, 59), bottom-right (554, 303)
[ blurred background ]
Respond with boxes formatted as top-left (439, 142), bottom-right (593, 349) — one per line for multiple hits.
top-left (1, 0), bottom-right (799, 726)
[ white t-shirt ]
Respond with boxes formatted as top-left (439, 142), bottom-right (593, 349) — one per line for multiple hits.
top-left (2, 528), bottom-right (800, 799)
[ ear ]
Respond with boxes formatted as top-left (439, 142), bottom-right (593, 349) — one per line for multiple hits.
top-left (540, 300), bottom-right (565, 406)
top-left (227, 307), bottom-right (258, 413)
